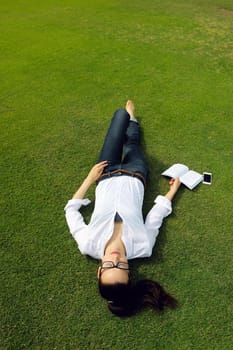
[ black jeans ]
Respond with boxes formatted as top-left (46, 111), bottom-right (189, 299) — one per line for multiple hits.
top-left (97, 108), bottom-right (148, 184)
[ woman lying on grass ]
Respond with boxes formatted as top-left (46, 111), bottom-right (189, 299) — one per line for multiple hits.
top-left (64, 100), bottom-right (181, 316)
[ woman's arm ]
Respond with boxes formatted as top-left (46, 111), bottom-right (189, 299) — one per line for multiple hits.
top-left (64, 160), bottom-right (108, 240)
top-left (145, 177), bottom-right (181, 248)
top-left (72, 161), bottom-right (108, 199)
top-left (165, 178), bottom-right (181, 201)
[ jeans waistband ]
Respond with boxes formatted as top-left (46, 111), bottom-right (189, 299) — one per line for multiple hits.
top-left (99, 169), bottom-right (146, 186)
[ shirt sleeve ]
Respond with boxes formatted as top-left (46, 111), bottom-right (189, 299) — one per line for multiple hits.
top-left (64, 198), bottom-right (91, 241)
top-left (145, 195), bottom-right (172, 246)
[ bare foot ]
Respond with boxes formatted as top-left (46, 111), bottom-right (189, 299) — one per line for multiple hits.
top-left (125, 100), bottom-right (135, 119)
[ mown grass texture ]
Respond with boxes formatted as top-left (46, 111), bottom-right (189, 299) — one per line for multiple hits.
top-left (0, 0), bottom-right (232, 349)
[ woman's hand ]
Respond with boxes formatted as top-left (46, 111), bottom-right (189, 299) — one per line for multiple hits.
top-left (72, 161), bottom-right (108, 200)
top-left (86, 161), bottom-right (108, 184)
top-left (169, 177), bottom-right (181, 193)
top-left (165, 177), bottom-right (181, 201)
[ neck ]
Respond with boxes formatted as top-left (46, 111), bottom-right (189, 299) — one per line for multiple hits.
top-left (104, 222), bottom-right (125, 255)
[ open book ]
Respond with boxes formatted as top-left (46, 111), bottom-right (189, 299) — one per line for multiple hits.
top-left (162, 163), bottom-right (203, 190)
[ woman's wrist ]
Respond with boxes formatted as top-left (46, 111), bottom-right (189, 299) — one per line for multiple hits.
top-left (165, 188), bottom-right (177, 201)
top-left (84, 176), bottom-right (94, 187)
top-left (72, 178), bottom-right (92, 199)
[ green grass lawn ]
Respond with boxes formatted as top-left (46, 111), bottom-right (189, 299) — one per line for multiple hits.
top-left (1, 0), bottom-right (232, 349)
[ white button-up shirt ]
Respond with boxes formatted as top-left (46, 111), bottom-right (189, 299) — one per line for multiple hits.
top-left (64, 176), bottom-right (172, 260)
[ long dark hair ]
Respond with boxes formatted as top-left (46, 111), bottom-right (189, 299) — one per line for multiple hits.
top-left (98, 278), bottom-right (177, 317)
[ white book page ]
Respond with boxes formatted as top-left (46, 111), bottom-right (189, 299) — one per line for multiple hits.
top-left (162, 163), bottom-right (189, 178)
top-left (180, 170), bottom-right (203, 190)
